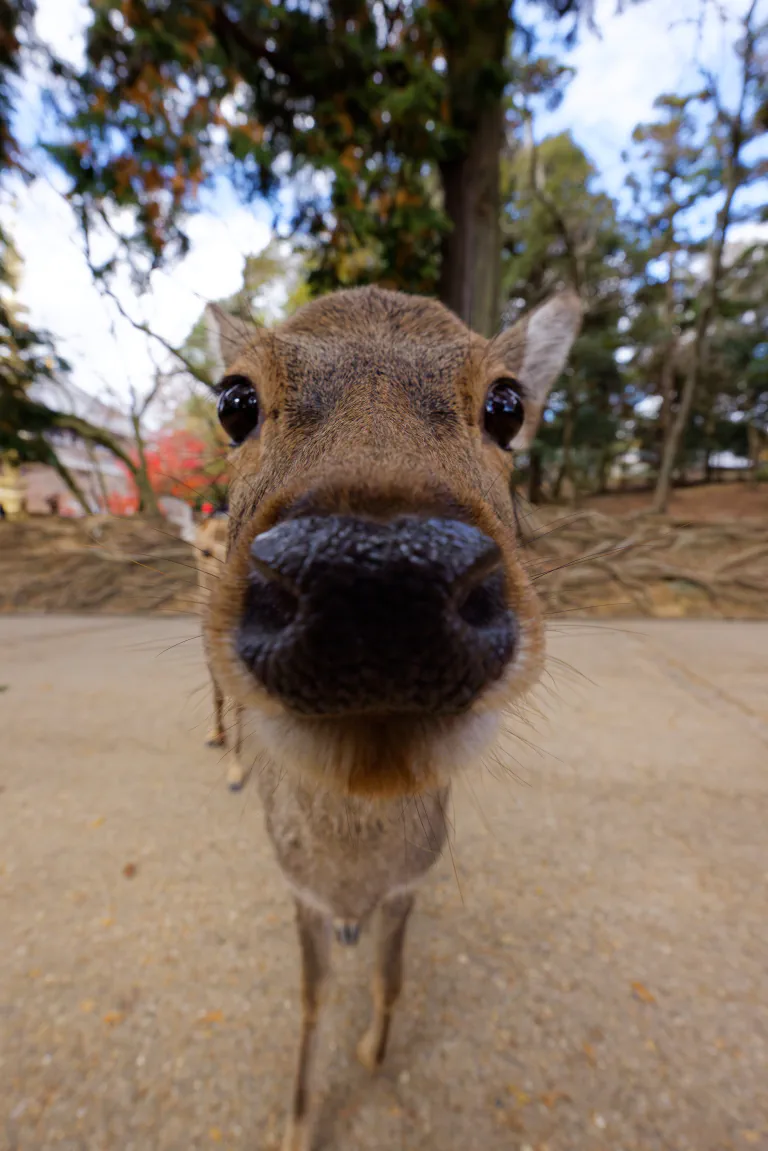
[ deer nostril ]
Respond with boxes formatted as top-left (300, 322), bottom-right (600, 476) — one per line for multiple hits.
top-left (242, 571), bottom-right (299, 634)
top-left (241, 529), bottom-right (304, 636)
top-left (456, 568), bottom-right (507, 630)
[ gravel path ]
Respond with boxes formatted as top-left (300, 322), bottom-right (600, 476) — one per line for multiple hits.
top-left (1, 616), bottom-right (766, 1151)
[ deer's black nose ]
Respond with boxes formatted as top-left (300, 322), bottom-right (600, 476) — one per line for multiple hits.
top-left (236, 515), bottom-right (516, 716)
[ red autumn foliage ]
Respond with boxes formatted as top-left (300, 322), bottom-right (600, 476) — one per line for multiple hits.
top-left (108, 429), bottom-right (228, 515)
top-left (107, 490), bottom-right (139, 515)
top-left (144, 429), bottom-right (211, 497)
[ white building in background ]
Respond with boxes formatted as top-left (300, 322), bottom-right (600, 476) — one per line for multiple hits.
top-left (157, 495), bottom-right (196, 541)
top-left (21, 378), bottom-right (138, 515)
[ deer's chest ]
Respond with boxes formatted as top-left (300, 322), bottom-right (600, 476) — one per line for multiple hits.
top-left (257, 767), bottom-right (449, 921)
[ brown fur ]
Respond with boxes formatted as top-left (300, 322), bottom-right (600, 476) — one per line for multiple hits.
top-left (203, 285), bottom-right (580, 1150)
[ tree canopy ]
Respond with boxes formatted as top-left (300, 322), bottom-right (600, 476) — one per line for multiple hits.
top-left (0, 0), bottom-right (766, 516)
top-left (48, 0), bottom-right (597, 334)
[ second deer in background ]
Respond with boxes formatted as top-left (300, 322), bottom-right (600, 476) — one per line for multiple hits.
top-left (195, 513), bottom-right (247, 790)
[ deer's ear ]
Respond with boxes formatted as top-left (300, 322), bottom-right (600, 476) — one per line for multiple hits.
top-left (204, 304), bottom-right (254, 380)
top-left (494, 291), bottom-right (582, 449)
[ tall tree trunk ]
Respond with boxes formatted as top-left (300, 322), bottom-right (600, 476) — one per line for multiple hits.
top-left (654, 297), bottom-right (719, 512)
top-left (438, 100), bottom-right (502, 335)
top-left (701, 409), bottom-right (717, 486)
top-left (527, 444), bottom-right (543, 505)
top-left (84, 441), bottom-right (110, 512)
top-left (46, 448), bottom-right (91, 515)
top-left (747, 423), bottom-right (761, 488)
top-left (552, 406), bottom-right (574, 503)
top-left (596, 448), bottom-right (611, 495)
top-left (660, 248), bottom-right (677, 424)
top-left (657, 329), bottom-right (677, 456)
top-left (438, 0), bottom-right (510, 335)
top-left (654, 252), bottom-right (679, 493)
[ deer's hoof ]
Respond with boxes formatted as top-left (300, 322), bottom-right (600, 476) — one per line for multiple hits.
top-left (282, 1116), bottom-right (312, 1151)
top-left (205, 731), bottom-right (225, 748)
top-left (226, 762), bottom-right (246, 791)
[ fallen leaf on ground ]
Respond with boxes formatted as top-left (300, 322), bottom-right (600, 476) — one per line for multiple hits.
top-left (80, 1000), bottom-right (95, 1013)
top-left (200, 1010), bottom-right (223, 1024)
top-left (507, 1085), bottom-right (531, 1106)
top-left (631, 981), bottom-right (656, 1004)
top-left (122, 863), bottom-right (137, 879)
top-left (540, 1091), bottom-right (570, 1108)
top-left (90, 817), bottom-right (105, 829)
top-left (209, 1129), bottom-right (223, 1143)
top-left (582, 1042), bottom-right (597, 1065)
top-left (102, 1011), bottom-right (124, 1026)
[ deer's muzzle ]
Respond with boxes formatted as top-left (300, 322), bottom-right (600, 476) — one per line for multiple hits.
top-left (235, 515), bottom-right (516, 717)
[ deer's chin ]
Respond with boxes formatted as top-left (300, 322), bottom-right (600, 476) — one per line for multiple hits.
top-left (247, 708), bottom-right (503, 798)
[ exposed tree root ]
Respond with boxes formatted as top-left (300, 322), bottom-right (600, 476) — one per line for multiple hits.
top-left (521, 508), bottom-right (768, 618)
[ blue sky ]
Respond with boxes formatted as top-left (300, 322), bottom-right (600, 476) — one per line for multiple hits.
top-left (1, 0), bottom-right (762, 405)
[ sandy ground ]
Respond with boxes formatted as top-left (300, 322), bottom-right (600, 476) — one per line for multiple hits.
top-left (1, 616), bottom-right (767, 1151)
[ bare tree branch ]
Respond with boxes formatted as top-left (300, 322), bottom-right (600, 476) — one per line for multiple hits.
top-left (522, 112), bottom-right (587, 299)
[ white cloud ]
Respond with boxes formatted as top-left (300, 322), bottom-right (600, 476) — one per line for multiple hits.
top-left (2, 175), bottom-right (271, 404)
top-left (5, 0), bottom-right (272, 407)
top-left (533, 0), bottom-right (755, 193)
top-left (34, 0), bottom-right (89, 68)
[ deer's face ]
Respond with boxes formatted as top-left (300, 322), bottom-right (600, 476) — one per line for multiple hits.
top-left (204, 287), bottom-right (580, 797)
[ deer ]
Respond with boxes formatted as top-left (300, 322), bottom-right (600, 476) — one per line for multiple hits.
top-left (194, 513), bottom-right (248, 790)
top-left (202, 285), bottom-right (581, 1151)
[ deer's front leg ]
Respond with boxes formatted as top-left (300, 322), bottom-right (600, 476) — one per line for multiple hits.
top-left (357, 892), bottom-right (415, 1072)
top-left (205, 678), bottom-right (226, 747)
top-left (283, 900), bottom-right (332, 1151)
top-left (225, 703), bottom-right (249, 791)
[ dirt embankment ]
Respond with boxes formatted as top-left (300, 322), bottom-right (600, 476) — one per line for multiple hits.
top-left (0, 517), bottom-right (202, 616)
top-left (520, 509), bottom-right (768, 619)
top-left (1, 501), bottom-right (767, 619)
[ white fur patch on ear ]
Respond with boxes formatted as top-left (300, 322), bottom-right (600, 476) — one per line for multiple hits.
top-left (204, 303), bottom-right (253, 380)
top-left (515, 291), bottom-right (582, 448)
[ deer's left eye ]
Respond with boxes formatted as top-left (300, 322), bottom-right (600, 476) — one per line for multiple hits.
top-left (217, 375), bottom-right (260, 445)
top-left (484, 378), bottom-right (525, 450)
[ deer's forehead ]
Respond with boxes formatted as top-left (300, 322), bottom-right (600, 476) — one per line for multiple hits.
top-left (259, 336), bottom-right (477, 426)
top-left (276, 335), bottom-right (470, 385)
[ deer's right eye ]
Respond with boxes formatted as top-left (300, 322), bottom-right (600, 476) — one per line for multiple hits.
top-left (484, 377), bottom-right (525, 450)
top-left (217, 375), bottom-right (260, 445)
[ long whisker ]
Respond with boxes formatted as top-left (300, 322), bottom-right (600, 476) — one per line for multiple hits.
top-left (155, 634), bottom-right (204, 658)
top-left (532, 537), bottom-right (642, 581)
top-left (147, 523), bottom-right (226, 564)
top-left (153, 468), bottom-right (229, 502)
